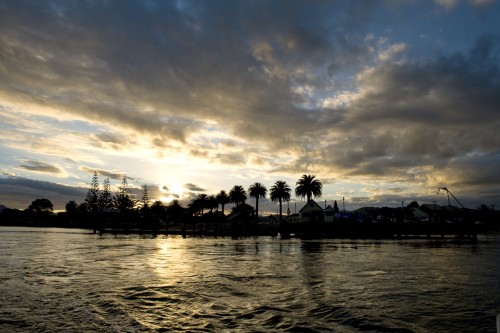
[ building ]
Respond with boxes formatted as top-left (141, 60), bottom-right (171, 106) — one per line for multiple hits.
top-left (298, 200), bottom-right (338, 223)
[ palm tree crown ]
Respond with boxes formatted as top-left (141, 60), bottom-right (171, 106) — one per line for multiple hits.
top-left (189, 194), bottom-right (208, 216)
top-left (248, 182), bottom-right (267, 221)
top-left (295, 174), bottom-right (322, 202)
top-left (217, 190), bottom-right (229, 215)
top-left (229, 185), bottom-right (247, 207)
top-left (270, 180), bottom-right (291, 221)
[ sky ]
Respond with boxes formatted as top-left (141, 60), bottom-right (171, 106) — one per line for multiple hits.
top-left (1, 0), bottom-right (499, 213)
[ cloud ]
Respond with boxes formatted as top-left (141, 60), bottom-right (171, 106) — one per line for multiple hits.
top-left (260, 32), bottom-right (500, 209)
top-left (470, 0), bottom-right (495, 6)
top-left (1, 170), bottom-right (16, 177)
top-left (215, 153), bottom-right (247, 166)
top-left (184, 183), bottom-right (206, 192)
top-left (434, 0), bottom-right (459, 10)
top-left (0, 0), bottom-right (373, 152)
top-left (0, 1), bottom-right (499, 209)
top-left (0, 176), bottom-right (87, 210)
top-left (17, 160), bottom-right (63, 175)
top-left (90, 132), bottom-right (132, 151)
top-left (80, 166), bottom-right (127, 180)
top-left (378, 43), bottom-right (407, 62)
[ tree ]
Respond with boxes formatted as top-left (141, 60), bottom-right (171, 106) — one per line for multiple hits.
top-left (151, 200), bottom-right (166, 221)
top-left (65, 200), bottom-right (78, 215)
top-left (229, 185), bottom-right (247, 207)
top-left (477, 204), bottom-right (492, 211)
top-left (166, 199), bottom-right (184, 221)
top-left (197, 194), bottom-right (208, 216)
top-left (78, 202), bottom-right (89, 214)
top-left (151, 200), bottom-right (165, 215)
top-left (217, 190), bottom-right (230, 215)
top-left (85, 171), bottom-right (100, 213)
top-left (333, 200), bottom-right (339, 214)
top-left (270, 180), bottom-right (291, 221)
top-left (188, 198), bottom-right (201, 216)
top-left (230, 203), bottom-right (255, 219)
top-left (207, 195), bottom-right (218, 213)
top-left (406, 201), bottom-right (419, 209)
top-left (98, 177), bottom-right (113, 212)
top-left (141, 184), bottom-right (150, 210)
top-left (189, 194), bottom-right (208, 216)
top-left (28, 198), bottom-right (54, 213)
top-left (248, 182), bottom-right (267, 221)
top-left (113, 176), bottom-right (136, 212)
top-left (295, 174), bottom-right (323, 203)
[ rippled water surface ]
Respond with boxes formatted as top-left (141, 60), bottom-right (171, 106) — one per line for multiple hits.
top-left (0, 227), bottom-right (499, 332)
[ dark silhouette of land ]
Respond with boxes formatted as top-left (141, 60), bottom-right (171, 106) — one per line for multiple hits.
top-left (1, 200), bottom-right (499, 239)
top-left (1, 173), bottom-right (498, 239)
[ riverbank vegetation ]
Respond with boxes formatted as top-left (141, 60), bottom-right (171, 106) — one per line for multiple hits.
top-left (1, 172), bottom-right (499, 237)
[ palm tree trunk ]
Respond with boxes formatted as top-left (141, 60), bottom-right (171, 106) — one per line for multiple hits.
top-left (256, 198), bottom-right (259, 222)
top-left (279, 198), bottom-right (282, 221)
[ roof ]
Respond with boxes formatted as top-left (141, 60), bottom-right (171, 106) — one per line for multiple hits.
top-left (324, 205), bottom-right (334, 211)
top-left (298, 200), bottom-right (325, 213)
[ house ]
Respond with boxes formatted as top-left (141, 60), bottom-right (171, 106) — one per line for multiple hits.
top-left (408, 207), bottom-right (430, 221)
top-left (299, 200), bottom-right (337, 223)
top-left (324, 205), bottom-right (335, 223)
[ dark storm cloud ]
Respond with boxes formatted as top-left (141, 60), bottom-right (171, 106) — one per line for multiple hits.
top-left (0, 176), bottom-right (86, 209)
top-left (348, 35), bottom-right (500, 126)
top-left (274, 33), bottom-right (500, 200)
top-left (18, 160), bottom-right (63, 174)
top-left (0, 0), bottom-right (373, 147)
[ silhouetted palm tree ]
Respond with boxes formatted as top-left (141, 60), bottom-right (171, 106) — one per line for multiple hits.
top-left (229, 185), bottom-right (247, 207)
top-left (197, 194), bottom-right (208, 216)
top-left (270, 180), bottom-right (291, 221)
top-left (188, 198), bottom-right (200, 216)
top-left (166, 199), bottom-right (183, 220)
top-left (295, 174), bottom-right (323, 202)
top-left (207, 195), bottom-right (218, 212)
top-left (249, 182), bottom-right (267, 222)
top-left (217, 190), bottom-right (229, 215)
top-left (151, 200), bottom-right (165, 218)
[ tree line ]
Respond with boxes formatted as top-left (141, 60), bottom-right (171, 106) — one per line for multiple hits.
top-left (73, 172), bottom-right (324, 222)
top-left (2, 171), bottom-right (499, 237)
top-left (0, 172), bottom-right (324, 223)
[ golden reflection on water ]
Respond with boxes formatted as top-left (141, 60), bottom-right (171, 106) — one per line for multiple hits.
top-left (148, 237), bottom-right (222, 284)
top-left (0, 229), bottom-right (498, 332)
top-left (149, 238), bottom-right (184, 282)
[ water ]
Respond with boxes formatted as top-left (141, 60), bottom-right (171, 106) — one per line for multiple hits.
top-left (0, 227), bottom-right (499, 332)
